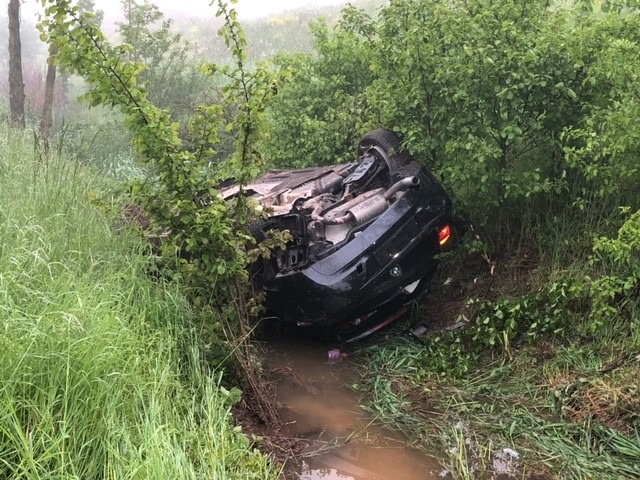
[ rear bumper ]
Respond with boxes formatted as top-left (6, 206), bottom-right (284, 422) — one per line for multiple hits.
top-left (265, 185), bottom-right (452, 326)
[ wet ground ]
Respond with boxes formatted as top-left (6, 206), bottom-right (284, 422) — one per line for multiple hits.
top-left (265, 335), bottom-right (445, 480)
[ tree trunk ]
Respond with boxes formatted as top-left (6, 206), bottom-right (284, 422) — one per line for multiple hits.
top-left (8, 0), bottom-right (25, 128)
top-left (59, 71), bottom-right (70, 108)
top-left (40, 52), bottom-right (58, 141)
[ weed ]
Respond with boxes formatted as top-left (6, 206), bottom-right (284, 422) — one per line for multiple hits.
top-left (359, 214), bottom-right (640, 478)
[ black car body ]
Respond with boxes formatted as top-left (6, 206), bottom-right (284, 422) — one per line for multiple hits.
top-left (223, 129), bottom-right (460, 333)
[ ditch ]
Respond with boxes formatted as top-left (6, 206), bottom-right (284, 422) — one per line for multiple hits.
top-left (263, 333), bottom-right (445, 480)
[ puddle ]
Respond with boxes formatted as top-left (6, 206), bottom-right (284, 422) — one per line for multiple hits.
top-left (265, 336), bottom-right (444, 480)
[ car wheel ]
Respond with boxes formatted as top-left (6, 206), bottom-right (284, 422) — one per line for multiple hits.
top-left (247, 218), bottom-right (279, 286)
top-left (357, 128), bottom-right (410, 169)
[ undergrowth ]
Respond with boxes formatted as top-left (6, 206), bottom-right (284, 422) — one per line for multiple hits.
top-left (0, 124), bottom-right (277, 479)
top-left (356, 207), bottom-right (640, 478)
top-left (360, 231), bottom-right (640, 479)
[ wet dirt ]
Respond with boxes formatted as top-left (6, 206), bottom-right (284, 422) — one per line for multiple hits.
top-left (264, 335), bottom-right (445, 480)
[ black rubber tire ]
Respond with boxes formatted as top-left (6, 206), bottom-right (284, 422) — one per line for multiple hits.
top-left (247, 218), bottom-right (282, 243)
top-left (246, 218), bottom-right (280, 287)
top-left (357, 128), bottom-right (410, 169)
top-left (247, 219), bottom-right (267, 243)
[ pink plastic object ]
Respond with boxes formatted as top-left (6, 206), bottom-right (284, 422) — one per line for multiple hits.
top-left (328, 349), bottom-right (341, 361)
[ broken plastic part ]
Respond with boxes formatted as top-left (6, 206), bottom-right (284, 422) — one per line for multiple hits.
top-left (328, 349), bottom-right (341, 361)
top-left (404, 279), bottom-right (421, 294)
top-left (411, 323), bottom-right (429, 337)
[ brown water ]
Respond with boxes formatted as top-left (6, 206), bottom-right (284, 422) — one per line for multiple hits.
top-left (266, 337), bottom-right (444, 480)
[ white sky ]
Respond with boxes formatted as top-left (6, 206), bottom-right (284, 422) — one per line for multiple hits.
top-left (21, 0), bottom-right (350, 21)
top-left (151, 0), bottom-right (349, 20)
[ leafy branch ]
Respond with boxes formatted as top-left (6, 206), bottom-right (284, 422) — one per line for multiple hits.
top-left (37, 0), bottom-right (267, 304)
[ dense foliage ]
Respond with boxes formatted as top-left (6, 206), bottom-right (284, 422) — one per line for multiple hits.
top-left (262, 0), bottom-right (640, 252)
top-left (262, 12), bottom-right (377, 168)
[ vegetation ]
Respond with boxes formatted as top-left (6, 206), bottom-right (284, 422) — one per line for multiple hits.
top-left (0, 0), bottom-right (286, 477)
top-left (263, 0), bottom-right (640, 246)
top-left (116, 0), bottom-right (211, 118)
top-left (262, 11), bottom-right (378, 168)
top-left (177, 0), bottom-right (386, 63)
top-left (3, 0), bottom-right (640, 477)
top-left (0, 123), bottom-right (277, 479)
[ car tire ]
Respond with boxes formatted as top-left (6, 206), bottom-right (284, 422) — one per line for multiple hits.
top-left (357, 128), bottom-right (410, 169)
top-left (247, 218), bottom-right (282, 243)
top-left (246, 218), bottom-right (280, 286)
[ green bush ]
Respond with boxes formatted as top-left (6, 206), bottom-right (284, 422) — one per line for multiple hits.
top-left (263, 0), bottom-right (640, 254)
top-left (587, 208), bottom-right (640, 331)
top-left (262, 9), bottom-right (377, 168)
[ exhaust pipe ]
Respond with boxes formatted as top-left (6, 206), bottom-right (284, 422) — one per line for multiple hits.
top-left (384, 176), bottom-right (419, 201)
top-left (322, 177), bottom-right (420, 226)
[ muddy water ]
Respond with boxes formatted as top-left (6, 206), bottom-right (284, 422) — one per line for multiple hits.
top-left (266, 337), bottom-right (444, 480)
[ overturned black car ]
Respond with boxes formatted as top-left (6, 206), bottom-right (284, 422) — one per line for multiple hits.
top-left (223, 129), bottom-right (460, 338)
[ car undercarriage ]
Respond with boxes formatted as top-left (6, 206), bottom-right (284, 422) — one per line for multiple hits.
top-left (222, 129), bottom-right (460, 336)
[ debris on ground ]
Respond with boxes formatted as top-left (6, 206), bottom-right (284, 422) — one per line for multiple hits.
top-left (411, 323), bottom-right (429, 338)
top-left (327, 349), bottom-right (341, 361)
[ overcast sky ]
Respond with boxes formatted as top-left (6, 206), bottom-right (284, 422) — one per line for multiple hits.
top-left (148, 0), bottom-right (349, 19)
top-left (22, 0), bottom-right (350, 21)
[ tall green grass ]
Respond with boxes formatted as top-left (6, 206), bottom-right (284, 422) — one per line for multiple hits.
top-left (361, 315), bottom-right (640, 478)
top-left (0, 123), bottom-right (277, 479)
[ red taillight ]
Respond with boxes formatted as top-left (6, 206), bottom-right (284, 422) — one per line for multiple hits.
top-left (438, 224), bottom-right (451, 246)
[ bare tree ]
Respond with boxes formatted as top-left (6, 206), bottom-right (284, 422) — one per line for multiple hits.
top-left (8, 0), bottom-right (25, 128)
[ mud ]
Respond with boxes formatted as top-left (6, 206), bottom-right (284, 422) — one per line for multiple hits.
top-left (265, 335), bottom-right (444, 480)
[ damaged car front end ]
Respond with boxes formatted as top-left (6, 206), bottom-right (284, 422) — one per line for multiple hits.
top-left (223, 129), bottom-right (460, 336)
